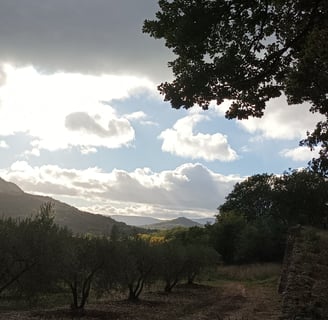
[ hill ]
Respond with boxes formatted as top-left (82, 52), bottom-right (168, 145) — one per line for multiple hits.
top-left (110, 215), bottom-right (161, 226)
top-left (142, 217), bottom-right (202, 230)
top-left (110, 215), bottom-right (215, 226)
top-left (0, 177), bottom-right (24, 194)
top-left (192, 217), bottom-right (215, 225)
top-left (0, 177), bottom-right (139, 236)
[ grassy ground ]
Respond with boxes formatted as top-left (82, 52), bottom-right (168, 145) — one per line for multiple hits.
top-left (0, 264), bottom-right (282, 320)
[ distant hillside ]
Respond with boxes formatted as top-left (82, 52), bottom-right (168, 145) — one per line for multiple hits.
top-left (110, 215), bottom-right (215, 227)
top-left (142, 217), bottom-right (202, 230)
top-left (0, 177), bottom-right (24, 194)
top-left (111, 215), bottom-right (161, 226)
top-left (192, 217), bottom-right (216, 225)
top-left (0, 177), bottom-right (140, 236)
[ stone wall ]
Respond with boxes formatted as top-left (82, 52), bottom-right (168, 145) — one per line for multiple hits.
top-left (279, 227), bottom-right (328, 319)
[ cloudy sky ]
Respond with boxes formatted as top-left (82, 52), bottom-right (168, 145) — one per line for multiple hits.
top-left (0, 0), bottom-right (323, 220)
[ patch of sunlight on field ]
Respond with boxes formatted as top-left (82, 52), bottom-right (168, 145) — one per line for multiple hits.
top-left (206, 263), bottom-right (282, 285)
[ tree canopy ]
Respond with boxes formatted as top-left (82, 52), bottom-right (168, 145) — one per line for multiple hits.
top-left (209, 169), bottom-right (328, 263)
top-left (143, 0), bottom-right (328, 175)
top-left (219, 169), bottom-right (328, 227)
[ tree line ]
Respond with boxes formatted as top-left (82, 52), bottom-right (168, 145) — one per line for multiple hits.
top-left (209, 169), bottom-right (328, 264)
top-left (1, 169), bottom-right (326, 311)
top-left (0, 203), bottom-right (219, 311)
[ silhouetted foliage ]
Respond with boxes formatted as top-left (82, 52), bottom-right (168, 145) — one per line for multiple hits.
top-left (211, 169), bottom-right (328, 263)
top-left (184, 244), bottom-right (220, 284)
top-left (0, 203), bottom-right (70, 298)
top-left (60, 235), bottom-right (106, 310)
top-left (98, 238), bottom-right (157, 301)
top-left (219, 169), bottom-right (328, 227)
top-left (219, 174), bottom-right (275, 222)
top-left (157, 241), bottom-right (187, 292)
top-left (143, 0), bottom-right (328, 175)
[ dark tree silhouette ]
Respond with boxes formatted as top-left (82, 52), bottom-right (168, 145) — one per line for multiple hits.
top-left (143, 0), bottom-right (328, 175)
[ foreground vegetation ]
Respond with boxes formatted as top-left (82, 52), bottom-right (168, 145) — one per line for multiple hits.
top-left (0, 203), bottom-right (220, 311)
top-left (0, 169), bottom-right (326, 318)
top-left (0, 263), bottom-right (282, 320)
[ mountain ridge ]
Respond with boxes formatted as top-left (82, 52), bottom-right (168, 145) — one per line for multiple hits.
top-left (110, 215), bottom-right (161, 226)
top-left (111, 214), bottom-right (215, 227)
top-left (0, 177), bottom-right (24, 194)
top-left (0, 177), bottom-right (139, 236)
top-left (141, 216), bottom-right (203, 230)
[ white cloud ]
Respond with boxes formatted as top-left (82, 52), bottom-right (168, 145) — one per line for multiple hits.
top-left (0, 64), bottom-right (155, 153)
top-left (80, 146), bottom-right (97, 155)
top-left (159, 114), bottom-right (238, 162)
top-left (124, 111), bottom-right (147, 121)
top-left (124, 111), bottom-right (159, 126)
top-left (280, 146), bottom-right (319, 162)
top-left (1, 161), bottom-right (243, 219)
top-left (240, 145), bottom-right (251, 153)
top-left (24, 148), bottom-right (40, 157)
top-left (210, 100), bottom-right (232, 116)
top-left (0, 140), bottom-right (8, 148)
top-left (237, 96), bottom-right (325, 140)
top-left (140, 120), bottom-right (159, 127)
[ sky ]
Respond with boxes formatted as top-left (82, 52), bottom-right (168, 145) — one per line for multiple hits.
top-left (0, 0), bottom-right (324, 220)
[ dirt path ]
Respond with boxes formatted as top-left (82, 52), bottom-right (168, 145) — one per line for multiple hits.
top-left (0, 282), bottom-right (281, 320)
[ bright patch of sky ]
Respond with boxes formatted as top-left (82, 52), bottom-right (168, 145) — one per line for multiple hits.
top-left (0, 0), bottom-right (324, 219)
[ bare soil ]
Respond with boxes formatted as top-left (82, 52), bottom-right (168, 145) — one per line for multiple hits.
top-left (0, 281), bottom-right (281, 320)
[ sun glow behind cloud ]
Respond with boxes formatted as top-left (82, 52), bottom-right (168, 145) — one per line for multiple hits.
top-left (0, 64), bottom-right (155, 154)
top-left (0, 65), bottom-right (321, 219)
top-left (1, 161), bottom-right (243, 219)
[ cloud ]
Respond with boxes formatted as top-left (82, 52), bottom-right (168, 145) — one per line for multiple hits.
top-left (123, 111), bottom-right (159, 126)
top-left (65, 112), bottom-right (134, 141)
top-left (0, 140), bottom-right (9, 148)
top-left (0, 64), bottom-right (154, 152)
top-left (159, 114), bottom-right (238, 162)
top-left (1, 161), bottom-right (243, 219)
top-left (0, 0), bottom-right (173, 82)
top-left (80, 146), bottom-right (98, 155)
top-left (240, 145), bottom-right (251, 153)
top-left (124, 111), bottom-right (147, 121)
top-left (237, 96), bottom-right (325, 140)
top-left (24, 148), bottom-right (40, 157)
top-left (280, 146), bottom-right (320, 162)
top-left (0, 66), bottom-right (6, 87)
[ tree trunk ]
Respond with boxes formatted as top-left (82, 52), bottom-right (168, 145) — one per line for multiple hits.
top-left (187, 272), bottom-right (197, 285)
top-left (164, 277), bottom-right (178, 293)
top-left (70, 280), bottom-right (79, 310)
top-left (0, 261), bottom-right (36, 294)
top-left (128, 278), bottom-right (144, 301)
top-left (79, 278), bottom-right (91, 309)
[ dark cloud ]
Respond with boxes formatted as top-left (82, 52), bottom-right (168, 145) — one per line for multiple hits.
top-left (0, 66), bottom-right (7, 86)
top-left (65, 112), bottom-right (109, 137)
top-left (65, 112), bottom-right (132, 138)
top-left (107, 118), bottom-right (132, 137)
top-left (0, 0), bottom-right (173, 81)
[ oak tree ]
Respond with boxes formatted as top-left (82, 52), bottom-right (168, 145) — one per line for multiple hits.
top-left (143, 0), bottom-right (328, 175)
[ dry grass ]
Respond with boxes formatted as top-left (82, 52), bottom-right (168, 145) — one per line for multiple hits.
top-left (316, 228), bottom-right (328, 241)
top-left (212, 263), bottom-right (282, 283)
top-left (0, 284), bottom-right (281, 320)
